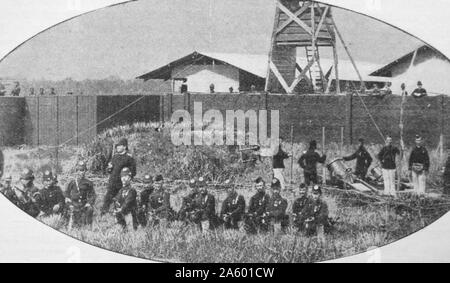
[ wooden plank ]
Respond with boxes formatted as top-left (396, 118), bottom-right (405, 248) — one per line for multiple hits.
top-left (289, 56), bottom-right (317, 92)
top-left (276, 2), bottom-right (311, 35)
top-left (276, 1), bottom-right (312, 35)
top-left (314, 6), bottom-right (330, 41)
top-left (269, 61), bottom-right (292, 94)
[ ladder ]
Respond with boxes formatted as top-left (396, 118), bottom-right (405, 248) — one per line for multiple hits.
top-left (305, 45), bottom-right (325, 92)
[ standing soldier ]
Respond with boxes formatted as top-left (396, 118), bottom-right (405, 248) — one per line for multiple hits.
top-left (0, 147), bottom-right (4, 178)
top-left (266, 179), bottom-right (289, 233)
top-left (292, 183), bottom-right (309, 232)
top-left (443, 149), bottom-right (450, 196)
top-left (343, 138), bottom-right (373, 181)
top-left (177, 178), bottom-right (200, 223)
top-left (194, 177), bottom-right (217, 231)
top-left (65, 161), bottom-right (96, 228)
top-left (408, 135), bottom-right (430, 196)
top-left (137, 174), bottom-right (154, 227)
top-left (244, 177), bottom-right (270, 234)
top-left (148, 175), bottom-right (174, 226)
top-left (11, 82), bottom-right (21, 96)
top-left (39, 170), bottom-right (65, 216)
top-left (272, 139), bottom-right (290, 190)
top-left (377, 135), bottom-right (400, 197)
top-left (298, 140), bottom-right (327, 186)
top-left (1, 175), bottom-right (21, 207)
top-left (15, 169), bottom-right (41, 218)
top-left (301, 185), bottom-right (330, 239)
top-left (113, 168), bottom-right (138, 231)
top-left (220, 180), bottom-right (246, 230)
top-left (101, 138), bottom-right (136, 215)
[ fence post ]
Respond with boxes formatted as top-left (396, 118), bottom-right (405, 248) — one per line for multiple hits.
top-left (76, 96), bottom-right (79, 146)
top-left (159, 94), bottom-right (165, 124)
top-left (167, 92), bottom-right (173, 120)
top-left (345, 92), bottom-right (353, 145)
top-left (185, 92), bottom-right (191, 114)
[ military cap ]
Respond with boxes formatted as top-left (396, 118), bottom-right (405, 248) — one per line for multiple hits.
top-left (143, 174), bottom-right (152, 184)
top-left (417, 81), bottom-right (423, 86)
top-left (312, 185), bottom-right (322, 195)
top-left (271, 178), bottom-right (281, 190)
top-left (76, 160), bottom-right (87, 171)
top-left (415, 135), bottom-right (423, 142)
top-left (116, 138), bottom-right (128, 148)
top-left (310, 140), bottom-right (317, 149)
top-left (42, 170), bottom-right (54, 182)
top-left (120, 167), bottom-right (132, 177)
top-left (154, 175), bottom-right (164, 182)
top-left (255, 177), bottom-right (264, 184)
top-left (197, 177), bottom-right (206, 187)
top-left (20, 168), bottom-right (35, 181)
top-left (189, 178), bottom-right (197, 187)
top-left (358, 138), bottom-right (365, 143)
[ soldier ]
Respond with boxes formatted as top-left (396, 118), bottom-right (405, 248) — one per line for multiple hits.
top-left (39, 88), bottom-right (45, 96)
top-left (220, 180), bottom-right (246, 230)
top-left (0, 148), bottom-right (4, 178)
top-left (11, 82), bottom-right (21, 96)
top-left (137, 174), bottom-right (154, 227)
top-left (15, 169), bottom-right (41, 218)
top-left (101, 138), bottom-right (136, 215)
top-left (443, 150), bottom-right (450, 195)
top-left (301, 185), bottom-right (330, 239)
top-left (148, 175), bottom-right (174, 226)
top-left (272, 139), bottom-right (290, 190)
top-left (194, 177), bottom-right (217, 231)
top-left (292, 183), bottom-right (309, 232)
top-left (177, 178), bottom-right (200, 223)
top-left (266, 179), bottom-right (289, 233)
top-left (377, 135), bottom-right (400, 197)
top-left (244, 177), bottom-right (270, 234)
top-left (39, 170), bottom-right (65, 216)
top-left (343, 138), bottom-right (373, 181)
top-left (408, 135), bottom-right (430, 196)
top-left (113, 167), bottom-right (138, 231)
top-left (0, 175), bottom-right (20, 207)
top-left (411, 81), bottom-right (427, 98)
top-left (298, 140), bottom-right (327, 186)
top-left (65, 161), bottom-right (96, 228)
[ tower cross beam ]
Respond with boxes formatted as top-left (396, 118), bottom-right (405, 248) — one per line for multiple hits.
top-left (275, 1), bottom-right (312, 35)
top-left (276, 1), bottom-right (313, 35)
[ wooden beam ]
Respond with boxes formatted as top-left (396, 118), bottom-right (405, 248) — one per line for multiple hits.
top-left (314, 6), bottom-right (330, 41)
top-left (276, 1), bottom-right (313, 35)
top-left (289, 56), bottom-right (317, 93)
top-left (269, 60), bottom-right (292, 94)
top-left (265, 3), bottom-right (282, 92)
top-left (276, 2), bottom-right (311, 35)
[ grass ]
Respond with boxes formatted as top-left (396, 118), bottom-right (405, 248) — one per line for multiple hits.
top-left (2, 122), bottom-right (450, 263)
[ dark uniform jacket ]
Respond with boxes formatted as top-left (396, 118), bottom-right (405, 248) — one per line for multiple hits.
top-left (196, 193), bottom-right (216, 221)
top-left (149, 190), bottom-right (172, 217)
top-left (273, 147), bottom-right (289, 169)
top-left (65, 178), bottom-right (96, 209)
top-left (139, 186), bottom-right (155, 210)
top-left (220, 193), bottom-right (246, 219)
top-left (16, 184), bottom-right (41, 218)
top-left (266, 194), bottom-right (288, 221)
top-left (0, 149), bottom-right (4, 177)
top-left (408, 146), bottom-right (430, 171)
top-left (301, 198), bottom-right (329, 227)
top-left (39, 185), bottom-right (65, 215)
top-left (412, 88), bottom-right (427, 98)
top-left (115, 186), bottom-right (137, 215)
top-left (292, 196), bottom-right (309, 216)
top-left (1, 186), bottom-right (20, 207)
top-left (248, 192), bottom-right (270, 216)
top-left (378, 145), bottom-right (400, 170)
top-left (344, 146), bottom-right (373, 174)
top-left (298, 149), bottom-right (327, 174)
top-left (108, 152), bottom-right (136, 186)
top-left (444, 158), bottom-right (450, 186)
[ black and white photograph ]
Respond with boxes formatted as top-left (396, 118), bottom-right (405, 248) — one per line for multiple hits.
top-left (1, 0), bottom-right (450, 264)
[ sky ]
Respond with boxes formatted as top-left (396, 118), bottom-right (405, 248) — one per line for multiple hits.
top-left (0, 0), bottom-right (423, 81)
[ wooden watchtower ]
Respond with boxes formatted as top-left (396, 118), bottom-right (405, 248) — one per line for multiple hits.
top-left (265, 0), bottom-right (340, 94)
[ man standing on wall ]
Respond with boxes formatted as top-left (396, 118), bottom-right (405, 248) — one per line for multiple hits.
top-left (101, 138), bottom-right (136, 215)
top-left (408, 135), bottom-right (430, 196)
top-left (411, 81), bottom-right (427, 98)
top-left (272, 139), bottom-right (290, 190)
top-left (11, 82), bottom-right (21, 96)
top-left (377, 135), bottom-right (400, 197)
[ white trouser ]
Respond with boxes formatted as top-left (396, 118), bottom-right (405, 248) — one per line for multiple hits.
top-left (412, 171), bottom-right (427, 195)
top-left (273, 168), bottom-right (286, 190)
top-left (382, 169), bottom-right (396, 197)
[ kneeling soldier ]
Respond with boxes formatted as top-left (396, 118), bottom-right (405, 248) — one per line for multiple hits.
top-left (194, 177), bottom-right (217, 231)
top-left (301, 185), bottom-right (330, 238)
top-left (292, 184), bottom-right (309, 231)
top-left (266, 179), bottom-right (289, 233)
top-left (244, 177), bottom-right (270, 234)
top-left (16, 169), bottom-right (42, 218)
top-left (149, 175), bottom-right (174, 226)
top-left (220, 180), bottom-right (246, 230)
top-left (137, 174), bottom-right (154, 227)
top-left (1, 175), bottom-right (20, 207)
top-left (39, 170), bottom-right (65, 216)
top-left (65, 161), bottom-right (96, 228)
top-left (177, 178), bottom-right (200, 223)
top-left (114, 168), bottom-right (138, 231)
